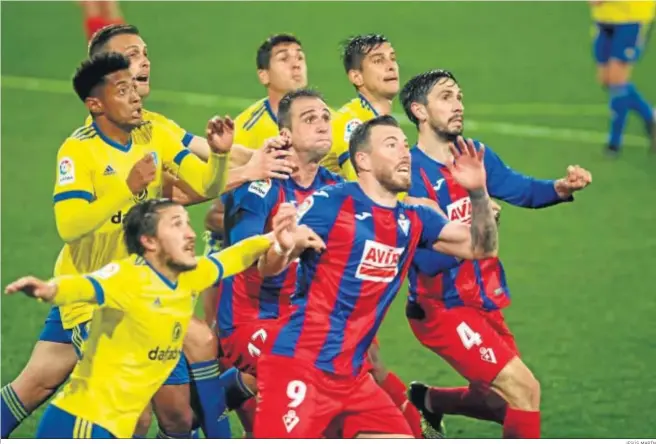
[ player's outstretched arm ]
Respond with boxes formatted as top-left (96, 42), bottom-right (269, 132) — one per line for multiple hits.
top-left (4, 274), bottom-right (100, 306)
top-left (258, 203), bottom-right (326, 277)
top-left (209, 233), bottom-right (274, 279)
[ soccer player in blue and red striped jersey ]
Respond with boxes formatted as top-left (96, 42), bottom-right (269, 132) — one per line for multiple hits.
top-left (217, 89), bottom-right (340, 435)
top-left (252, 115), bottom-right (499, 438)
top-left (399, 69), bottom-right (592, 439)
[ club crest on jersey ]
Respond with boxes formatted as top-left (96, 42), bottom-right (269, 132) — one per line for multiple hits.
top-left (296, 195), bottom-right (314, 222)
top-left (446, 197), bottom-right (472, 223)
top-left (172, 322), bottom-right (182, 342)
top-left (398, 213), bottom-right (410, 236)
top-left (248, 179), bottom-right (272, 198)
top-left (343, 118), bottom-right (363, 142)
top-left (355, 240), bottom-right (405, 283)
top-left (91, 262), bottom-right (120, 280)
top-left (58, 157), bottom-right (75, 185)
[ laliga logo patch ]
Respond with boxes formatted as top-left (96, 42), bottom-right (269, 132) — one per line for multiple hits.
top-left (58, 157), bottom-right (75, 185)
top-left (248, 179), bottom-right (272, 198)
top-left (91, 262), bottom-right (120, 280)
top-left (398, 213), bottom-right (410, 236)
top-left (343, 119), bottom-right (362, 142)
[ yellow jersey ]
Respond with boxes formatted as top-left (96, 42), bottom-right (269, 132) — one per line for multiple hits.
top-left (54, 120), bottom-right (228, 329)
top-left (321, 94), bottom-right (379, 181)
top-left (233, 98), bottom-right (279, 150)
top-left (50, 234), bottom-right (272, 438)
top-left (592, 0), bottom-right (655, 23)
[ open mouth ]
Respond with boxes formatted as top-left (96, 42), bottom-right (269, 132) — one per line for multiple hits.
top-left (383, 77), bottom-right (399, 82)
top-left (396, 163), bottom-right (410, 173)
top-left (135, 74), bottom-right (149, 83)
top-left (184, 244), bottom-right (195, 253)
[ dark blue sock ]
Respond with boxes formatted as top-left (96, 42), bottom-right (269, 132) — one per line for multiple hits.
top-left (220, 367), bottom-right (255, 410)
top-left (627, 83), bottom-right (654, 123)
top-left (609, 84), bottom-right (631, 148)
top-left (1, 384), bottom-right (29, 438)
top-left (190, 360), bottom-right (231, 438)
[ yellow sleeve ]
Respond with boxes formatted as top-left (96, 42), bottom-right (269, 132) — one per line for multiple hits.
top-left (53, 139), bottom-right (134, 243)
top-left (149, 112), bottom-right (194, 148)
top-left (51, 262), bottom-right (124, 308)
top-left (158, 124), bottom-right (229, 198)
top-left (186, 234), bottom-right (273, 291)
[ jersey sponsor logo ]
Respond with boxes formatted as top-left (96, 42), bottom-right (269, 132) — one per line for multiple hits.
top-left (355, 240), bottom-right (405, 283)
top-left (296, 195), bottom-right (314, 222)
top-left (58, 157), bottom-right (75, 185)
top-left (111, 210), bottom-right (125, 224)
top-left (446, 197), bottom-right (472, 223)
top-left (91, 262), bottom-right (120, 280)
top-left (148, 345), bottom-right (182, 362)
top-left (343, 118), bottom-right (362, 142)
top-left (248, 179), bottom-right (272, 198)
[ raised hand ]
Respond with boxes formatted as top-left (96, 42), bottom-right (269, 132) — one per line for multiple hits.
top-left (247, 135), bottom-right (296, 180)
top-left (271, 202), bottom-right (298, 254)
top-left (206, 115), bottom-right (234, 154)
top-left (555, 165), bottom-right (592, 198)
top-left (445, 137), bottom-right (487, 192)
top-left (5, 276), bottom-right (57, 302)
top-left (293, 225), bottom-right (326, 253)
top-left (126, 153), bottom-right (156, 194)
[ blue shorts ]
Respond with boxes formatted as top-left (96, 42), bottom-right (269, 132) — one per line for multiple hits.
top-left (36, 404), bottom-right (114, 438)
top-left (594, 22), bottom-right (653, 63)
top-left (164, 353), bottom-right (190, 385)
top-left (38, 307), bottom-right (69, 344)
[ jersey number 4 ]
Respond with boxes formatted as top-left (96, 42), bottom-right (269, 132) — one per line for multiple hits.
top-left (456, 321), bottom-right (483, 350)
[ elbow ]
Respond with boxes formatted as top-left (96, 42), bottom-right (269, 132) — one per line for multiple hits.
top-left (470, 246), bottom-right (498, 260)
top-left (55, 219), bottom-right (80, 244)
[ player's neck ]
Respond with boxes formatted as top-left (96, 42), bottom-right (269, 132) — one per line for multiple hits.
top-left (94, 117), bottom-right (132, 146)
top-left (358, 175), bottom-right (398, 208)
top-left (266, 89), bottom-right (285, 116)
top-left (292, 154), bottom-right (320, 188)
top-left (357, 89), bottom-right (393, 116)
top-left (417, 130), bottom-right (452, 165)
top-left (144, 254), bottom-right (180, 286)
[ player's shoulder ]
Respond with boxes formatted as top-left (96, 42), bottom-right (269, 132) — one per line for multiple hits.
top-left (317, 166), bottom-right (345, 184)
top-left (68, 123), bottom-right (98, 142)
top-left (59, 124), bottom-right (98, 158)
top-left (87, 257), bottom-right (136, 284)
top-left (236, 178), bottom-right (280, 201)
top-left (235, 98), bottom-right (268, 129)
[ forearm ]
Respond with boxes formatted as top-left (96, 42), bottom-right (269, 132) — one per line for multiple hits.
top-left (211, 233), bottom-right (273, 278)
top-left (178, 152), bottom-right (230, 198)
top-left (258, 244), bottom-right (300, 277)
top-left (469, 188), bottom-right (498, 257)
top-left (229, 144), bottom-right (255, 168)
top-left (54, 183), bottom-right (133, 242)
top-left (224, 165), bottom-right (254, 193)
top-left (50, 275), bottom-right (99, 306)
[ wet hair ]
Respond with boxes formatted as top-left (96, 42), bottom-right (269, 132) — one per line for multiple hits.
top-left (400, 69), bottom-right (458, 127)
top-left (342, 33), bottom-right (389, 73)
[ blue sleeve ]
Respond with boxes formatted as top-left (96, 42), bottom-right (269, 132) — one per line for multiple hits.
top-left (227, 181), bottom-right (276, 243)
top-left (413, 248), bottom-right (462, 277)
top-left (415, 204), bottom-right (449, 248)
top-left (484, 146), bottom-right (571, 208)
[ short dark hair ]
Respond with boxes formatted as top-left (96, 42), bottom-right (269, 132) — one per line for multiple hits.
top-left (400, 69), bottom-right (458, 127)
top-left (88, 24), bottom-right (140, 57)
top-left (342, 33), bottom-right (389, 73)
top-left (72, 52), bottom-right (131, 102)
top-left (123, 199), bottom-right (180, 256)
top-left (256, 34), bottom-right (302, 70)
top-left (278, 88), bottom-right (324, 130)
top-left (348, 115), bottom-right (401, 174)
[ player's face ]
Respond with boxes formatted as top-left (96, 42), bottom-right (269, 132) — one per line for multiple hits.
top-left (356, 42), bottom-right (399, 100)
top-left (287, 97), bottom-right (332, 162)
top-left (105, 33), bottom-right (151, 98)
top-left (156, 205), bottom-right (198, 272)
top-left (369, 125), bottom-right (411, 193)
top-left (98, 69), bottom-right (143, 129)
top-left (424, 78), bottom-right (464, 138)
top-left (261, 42), bottom-right (307, 94)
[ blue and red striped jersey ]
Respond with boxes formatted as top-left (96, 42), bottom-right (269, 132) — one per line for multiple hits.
top-left (270, 182), bottom-right (449, 376)
top-left (217, 167), bottom-right (341, 338)
top-left (407, 143), bottom-right (570, 311)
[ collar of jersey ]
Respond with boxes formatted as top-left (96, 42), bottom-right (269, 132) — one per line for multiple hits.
top-left (263, 99), bottom-right (278, 124)
top-left (143, 257), bottom-right (178, 290)
top-left (358, 93), bottom-right (379, 117)
top-left (92, 121), bottom-right (133, 152)
top-left (351, 182), bottom-right (398, 210)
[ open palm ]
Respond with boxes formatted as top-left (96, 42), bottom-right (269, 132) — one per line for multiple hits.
top-left (445, 136), bottom-right (487, 191)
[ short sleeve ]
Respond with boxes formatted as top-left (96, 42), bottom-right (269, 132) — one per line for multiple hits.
top-left (53, 139), bottom-right (94, 205)
top-left (414, 204), bottom-right (449, 248)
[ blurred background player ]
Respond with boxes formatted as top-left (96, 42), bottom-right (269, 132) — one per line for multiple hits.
top-left (4, 198), bottom-right (293, 438)
top-left (253, 116), bottom-right (499, 438)
top-left (589, 0), bottom-right (656, 155)
top-left (399, 69), bottom-right (592, 439)
top-left (0, 53), bottom-right (234, 439)
top-left (79, 1), bottom-right (124, 42)
top-left (217, 89), bottom-right (340, 436)
top-left (322, 34), bottom-right (399, 180)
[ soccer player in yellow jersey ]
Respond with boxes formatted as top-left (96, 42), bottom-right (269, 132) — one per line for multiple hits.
top-left (589, 0), bottom-right (655, 154)
top-left (233, 34), bottom-right (308, 150)
top-left (322, 34), bottom-right (400, 181)
top-left (4, 198), bottom-right (310, 438)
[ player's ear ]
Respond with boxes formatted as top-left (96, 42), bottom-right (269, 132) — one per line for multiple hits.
top-left (355, 151), bottom-right (372, 173)
top-left (139, 234), bottom-right (158, 253)
top-left (257, 69), bottom-right (270, 87)
top-left (279, 127), bottom-right (291, 140)
top-left (85, 97), bottom-right (103, 115)
top-left (347, 69), bottom-right (364, 89)
top-left (410, 102), bottom-right (427, 124)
